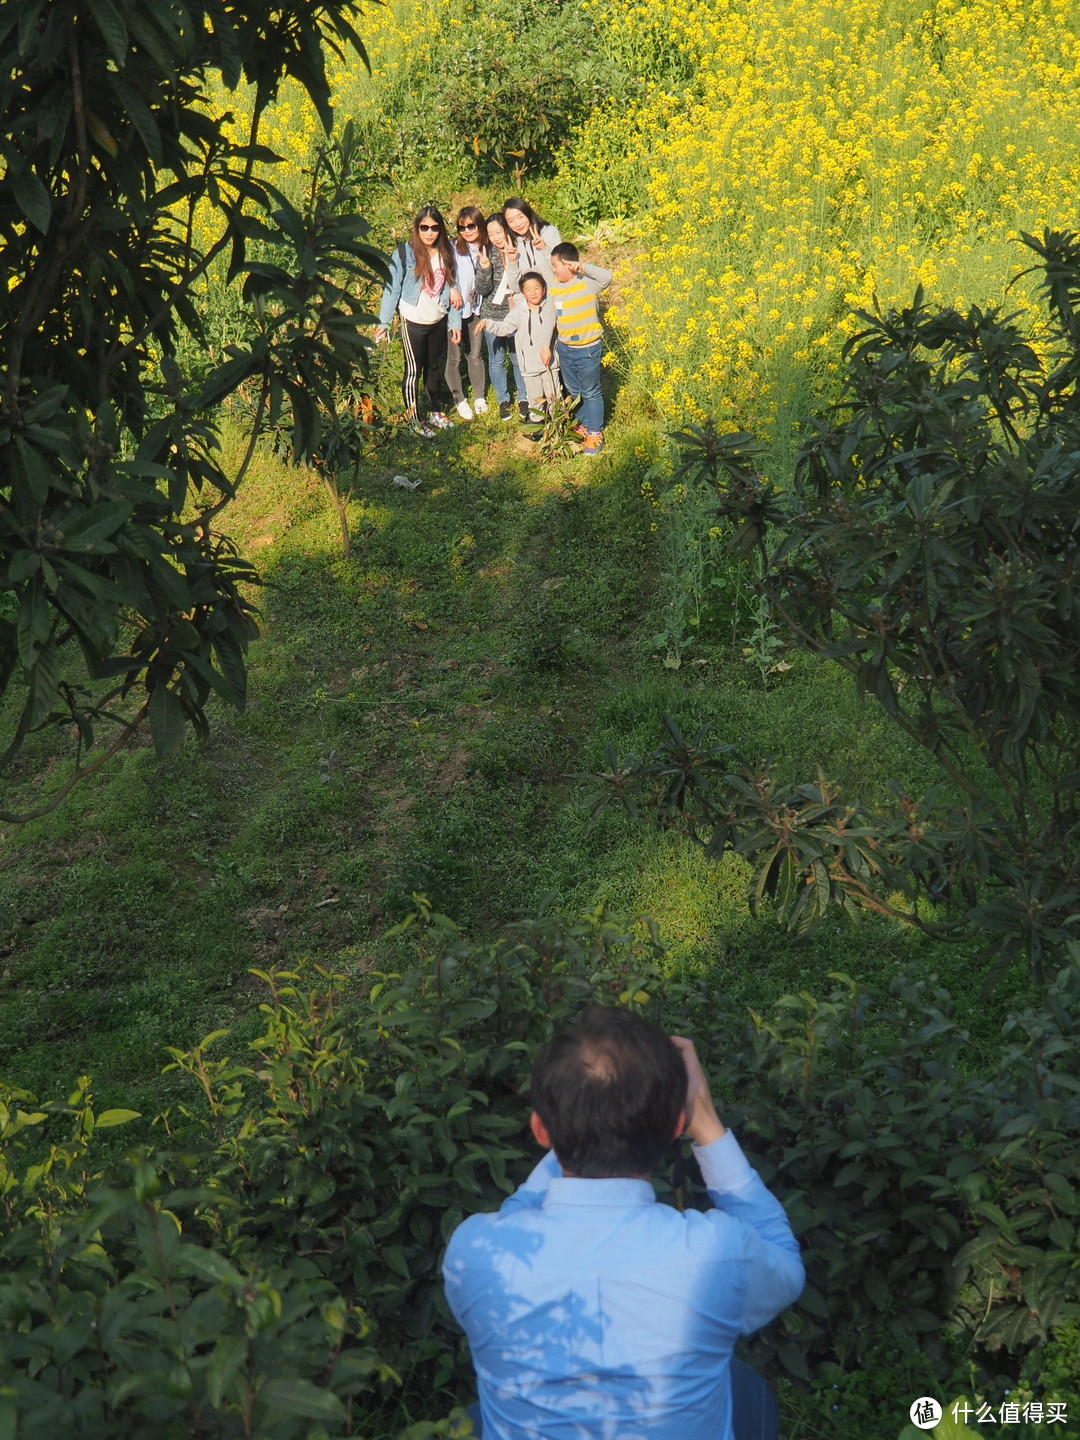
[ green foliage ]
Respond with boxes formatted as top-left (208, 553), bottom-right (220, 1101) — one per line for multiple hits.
top-left (582, 711), bottom-right (956, 943)
top-left (555, 99), bottom-right (658, 230)
top-left (234, 118), bottom-right (388, 466)
top-left (717, 969), bottom-right (1080, 1379)
top-left (247, 121), bottom-right (398, 558)
top-left (606, 235), bottom-right (1080, 981)
top-left (342, 0), bottom-right (630, 188)
top-left (0, 0), bottom-right (383, 818)
top-left (528, 395), bottom-right (583, 463)
top-left (2, 902), bottom-right (1078, 1434)
top-left (0, 901), bottom-right (669, 1435)
top-left (642, 449), bottom-right (761, 670)
top-left (1023, 1319), bottom-right (1080, 1411)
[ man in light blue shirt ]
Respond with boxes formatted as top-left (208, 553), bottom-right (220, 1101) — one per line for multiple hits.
top-left (443, 1007), bottom-right (804, 1440)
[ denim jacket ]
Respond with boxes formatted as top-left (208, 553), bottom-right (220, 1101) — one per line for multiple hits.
top-left (378, 242), bottom-right (463, 328)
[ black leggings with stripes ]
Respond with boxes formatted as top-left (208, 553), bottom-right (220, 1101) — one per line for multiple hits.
top-left (400, 316), bottom-right (450, 418)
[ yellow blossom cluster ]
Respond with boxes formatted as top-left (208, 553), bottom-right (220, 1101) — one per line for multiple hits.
top-left (185, 76), bottom-right (322, 264)
top-left (581, 0), bottom-right (1080, 433)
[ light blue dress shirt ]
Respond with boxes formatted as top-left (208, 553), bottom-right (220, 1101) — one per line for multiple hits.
top-left (443, 1132), bottom-right (804, 1440)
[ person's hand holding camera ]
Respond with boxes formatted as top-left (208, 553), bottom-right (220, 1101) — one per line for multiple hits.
top-left (671, 1036), bottom-right (727, 1147)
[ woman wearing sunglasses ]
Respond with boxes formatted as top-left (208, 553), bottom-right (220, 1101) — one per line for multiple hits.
top-left (444, 206), bottom-right (490, 420)
top-left (375, 206), bottom-right (462, 438)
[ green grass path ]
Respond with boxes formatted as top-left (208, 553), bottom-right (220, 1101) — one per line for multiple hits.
top-left (0, 404), bottom-right (1014, 1115)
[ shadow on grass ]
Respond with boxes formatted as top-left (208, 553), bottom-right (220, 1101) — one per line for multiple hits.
top-left (0, 405), bottom-right (1021, 1115)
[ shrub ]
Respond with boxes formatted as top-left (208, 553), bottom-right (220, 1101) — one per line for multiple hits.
top-left (603, 233), bottom-right (1080, 984)
top-left (2, 901), bottom-right (1077, 1434)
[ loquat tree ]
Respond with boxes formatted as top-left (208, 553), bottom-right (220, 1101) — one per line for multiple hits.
top-left (0, 0), bottom-right (385, 821)
top-left (591, 231), bottom-right (1080, 984)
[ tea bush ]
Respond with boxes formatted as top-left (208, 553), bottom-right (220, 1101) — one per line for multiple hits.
top-left (2, 900), bottom-right (1077, 1435)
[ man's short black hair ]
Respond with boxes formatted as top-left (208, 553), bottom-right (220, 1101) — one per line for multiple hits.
top-left (530, 1007), bottom-right (688, 1178)
top-left (550, 241), bottom-right (580, 265)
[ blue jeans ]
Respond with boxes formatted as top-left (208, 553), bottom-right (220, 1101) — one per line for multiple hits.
top-left (730, 1358), bottom-right (781, 1440)
top-left (555, 338), bottom-right (604, 434)
top-left (465, 1359), bottom-right (779, 1439)
top-left (484, 328), bottom-right (523, 405)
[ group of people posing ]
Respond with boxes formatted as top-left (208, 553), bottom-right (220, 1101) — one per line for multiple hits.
top-left (375, 197), bottom-right (612, 456)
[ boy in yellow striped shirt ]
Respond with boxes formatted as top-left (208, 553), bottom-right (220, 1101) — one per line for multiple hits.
top-left (549, 243), bottom-right (612, 456)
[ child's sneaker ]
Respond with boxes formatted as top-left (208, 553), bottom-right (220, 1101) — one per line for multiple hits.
top-left (429, 411), bottom-right (453, 430)
top-left (409, 417), bottom-right (435, 439)
top-left (572, 423), bottom-right (588, 439)
top-left (499, 401), bottom-right (514, 421)
top-left (473, 396), bottom-right (489, 414)
top-left (583, 431), bottom-right (604, 456)
top-left (455, 399), bottom-right (474, 421)
top-left (517, 400), bottom-right (530, 422)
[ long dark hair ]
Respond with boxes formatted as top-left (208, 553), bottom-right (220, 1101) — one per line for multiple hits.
top-left (486, 211), bottom-right (510, 245)
top-left (503, 196), bottom-right (550, 242)
top-left (408, 206), bottom-right (455, 287)
top-left (453, 205), bottom-right (488, 258)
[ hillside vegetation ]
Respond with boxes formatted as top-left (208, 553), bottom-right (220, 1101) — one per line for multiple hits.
top-left (2, 0), bottom-right (1079, 1435)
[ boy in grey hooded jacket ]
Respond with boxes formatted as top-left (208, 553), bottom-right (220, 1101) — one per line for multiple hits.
top-left (477, 272), bottom-right (560, 416)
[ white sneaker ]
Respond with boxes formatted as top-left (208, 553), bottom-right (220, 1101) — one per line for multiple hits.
top-left (473, 397), bottom-right (489, 414)
top-left (455, 399), bottom-right (474, 421)
top-left (428, 411), bottom-right (453, 430)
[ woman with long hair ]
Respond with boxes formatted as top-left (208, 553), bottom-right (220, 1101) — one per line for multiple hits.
top-left (375, 206), bottom-right (461, 437)
top-left (445, 205), bottom-right (490, 420)
top-left (502, 197), bottom-right (562, 286)
top-left (475, 211), bottom-right (527, 422)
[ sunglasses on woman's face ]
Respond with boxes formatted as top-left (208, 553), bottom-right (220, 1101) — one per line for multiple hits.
top-left (418, 223), bottom-right (440, 232)
top-left (458, 221), bottom-right (479, 232)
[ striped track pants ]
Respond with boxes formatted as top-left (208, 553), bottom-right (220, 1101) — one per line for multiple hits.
top-left (400, 316), bottom-right (449, 418)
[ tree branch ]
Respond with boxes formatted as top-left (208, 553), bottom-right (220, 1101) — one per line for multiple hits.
top-left (0, 704), bottom-right (148, 824)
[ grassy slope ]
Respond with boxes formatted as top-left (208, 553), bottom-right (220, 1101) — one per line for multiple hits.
top-left (0, 371), bottom-right (1025, 1118)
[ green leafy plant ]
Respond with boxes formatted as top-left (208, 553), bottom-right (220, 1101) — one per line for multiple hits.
top-left (252, 122), bottom-right (398, 558)
top-left (740, 585), bottom-right (789, 688)
top-left (603, 235), bottom-right (1080, 981)
top-left (530, 395), bottom-right (583, 463)
top-left (650, 428), bottom-right (775, 670)
top-left (3, 901), bottom-right (1077, 1435)
top-left (0, 899), bottom-right (672, 1434)
top-left (433, 0), bottom-right (615, 181)
top-left (0, 0), bottom-right (384, 819)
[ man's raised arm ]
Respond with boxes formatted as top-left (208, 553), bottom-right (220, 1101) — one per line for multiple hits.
top-left (672, 1035), bottom-right (805, 1332)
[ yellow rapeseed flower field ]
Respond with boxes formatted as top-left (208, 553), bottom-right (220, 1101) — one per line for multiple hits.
top-left (579, 0), bottom-right (1080, 433)
top-left (191, 0), bottom-right (1080, 443)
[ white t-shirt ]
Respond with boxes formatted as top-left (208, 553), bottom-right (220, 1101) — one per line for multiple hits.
top-left (399, 254), bottom-right (447, 324)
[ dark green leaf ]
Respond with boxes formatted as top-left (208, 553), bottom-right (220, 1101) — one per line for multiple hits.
top-left (13, 169), bottom-right (51, 233)
top-left (148, 683), bottom-right (186, 759)
top-left (258, 1380), bottom-right (345, 1422)
top-left (85, 0), bottom-right (128, 64)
